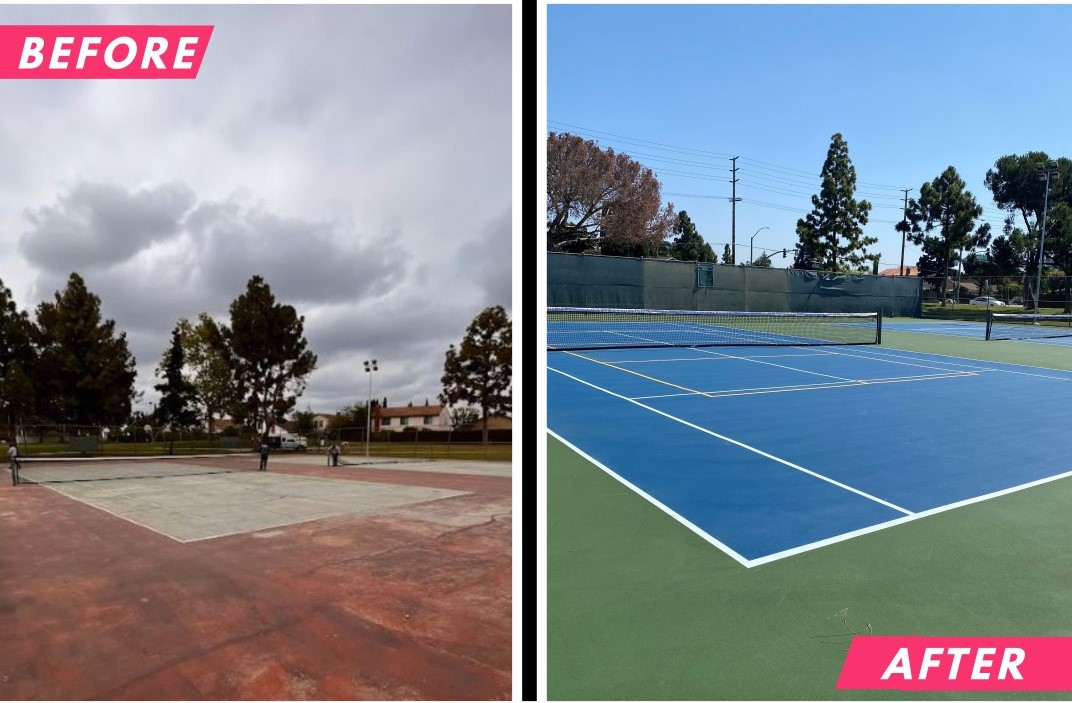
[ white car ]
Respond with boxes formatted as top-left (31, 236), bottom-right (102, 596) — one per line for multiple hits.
top-left (969, 296), bottom-right (1005, 306)
top-left (278, 436), bottom-right (308, 451)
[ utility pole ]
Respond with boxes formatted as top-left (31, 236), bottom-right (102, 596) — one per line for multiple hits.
top-left (954, 246), bottom-right (964, 307)
top-left (1034, 160), bottom-right (1060, 312)
top-left (900, 188), bottom-right (910, 276)
top-left (729, 156), bottom-right (741, 264)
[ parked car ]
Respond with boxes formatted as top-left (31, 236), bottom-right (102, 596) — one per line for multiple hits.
top-left (278, 435), bottom-right (308, 451)
top-left (969, 296), bottom-right (1005, 306)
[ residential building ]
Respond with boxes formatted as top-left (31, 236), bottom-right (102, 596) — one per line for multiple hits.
top-left (310, 414), bottom-right (334, 433)
top-left (375, 403), bottom-right (451, 432)
top-left (878, 266), bottom-right (920, 277)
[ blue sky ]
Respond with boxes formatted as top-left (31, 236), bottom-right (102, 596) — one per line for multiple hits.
top-left (547, 4), bottom-right (1072, 272)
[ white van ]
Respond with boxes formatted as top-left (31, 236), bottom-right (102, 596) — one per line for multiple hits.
top-left (278, 435), bottom-right (308, 451)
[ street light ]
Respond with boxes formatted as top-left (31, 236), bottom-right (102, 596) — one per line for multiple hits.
top-left (750, 227), bottom-right (769, 265)
top-left (363, 359), bottom-right (378, 457)
top-left (1034, 161), bottom-right (1060, 312)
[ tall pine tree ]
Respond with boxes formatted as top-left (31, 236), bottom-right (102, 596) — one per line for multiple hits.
top-left (439, 306), bottom-right (511, 444)
top-left (34, 273), bottom-right (137, 425)
top-left (0, 278), bottom-right (36, 430)
top-left (154, 324), bottom-right (201, 433)
top-left (222, 276), bottom-right (317, 439)
top-left (794, 133), bottom-right (875, 271)
top-left (905, 167), bottom-right (985, 307)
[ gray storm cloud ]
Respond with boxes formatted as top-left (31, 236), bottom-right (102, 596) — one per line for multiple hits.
top-left (0, 4), bottom-right (512, 414)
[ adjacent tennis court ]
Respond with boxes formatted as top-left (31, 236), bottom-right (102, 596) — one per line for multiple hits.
top-left (547, 308), bottom-right (1072, 699)
top-left (880, 314), bottom-right (1072, 346)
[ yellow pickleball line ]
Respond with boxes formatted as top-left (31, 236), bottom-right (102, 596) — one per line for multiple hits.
top-left (559, 349), bottom-right (716, 398)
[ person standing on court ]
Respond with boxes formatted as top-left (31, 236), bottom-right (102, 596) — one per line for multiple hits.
top-left (7, 440), bottom-right (19, 486)
top-left (329, 442), bottom-right (340, 467)
top-left (259, 438), bottom-right (270, 471)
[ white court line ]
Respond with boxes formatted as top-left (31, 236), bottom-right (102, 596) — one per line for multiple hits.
top-left (548, 365), bottom-right (913, 517)
top-left (612, 352), bottom-right (822, 364)
top-left (666, 320), bottom-right (819, 346)
top-left (748, 466), bottom-right (1072, 567)
top-left (685, 346), bottom-right (858, 381)
top-left (603, 330), bottom-right (675, 345)
top-left (40, 484), bottom-right (186, 543)
top-left (182, 492), bottom-right (469, 543)
top-left (629, 370), bottom-right (978, 401)
top-left (559, 349), bottom-right (714, 398)
top-left (548, 429), bottom-right (752, 568)
top-left (802, 345), bottom-right (992, 374)
top-left (834, 345), bottom-right (1072, 383)
top-left (895, 327), bottom-right (979, 336)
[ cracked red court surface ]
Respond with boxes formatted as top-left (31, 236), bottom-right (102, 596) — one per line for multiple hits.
top-left (0, 455), bottom-right (512, 700)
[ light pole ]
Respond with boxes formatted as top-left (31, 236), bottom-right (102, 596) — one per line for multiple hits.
top-left (363, 359), bottom-right (378, 457)
top-left (750, 227), bottom-right (769, 265)
top-left (1034, 161), bottom-right (1060, 312)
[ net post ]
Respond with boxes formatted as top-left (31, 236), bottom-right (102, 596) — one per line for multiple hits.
top-left (876, 310), bottom-right (882, 344)
top-left (985, 310), bottom-right (993, 341)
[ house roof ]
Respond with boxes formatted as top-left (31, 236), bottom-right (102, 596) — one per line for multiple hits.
top-left (483, 415), bottom-right (512, 430)
top-left (378, 405), bottom-right (445, 418)
top-left (878, 266), bottom-right (920, 276)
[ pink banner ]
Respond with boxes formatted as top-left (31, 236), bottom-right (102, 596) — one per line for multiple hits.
top-left (0, 25), bottom-right (213, 78)
top-left (837, 636), bottom-right (1072, 690)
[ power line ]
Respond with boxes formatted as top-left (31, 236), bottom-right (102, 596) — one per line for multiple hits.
top-left (668, 191), bottom-right (1007, 232)
top-left (737, 169), bottom-right (908, 201)
top-left (551, 121), bottom-right (914, 191)
top-left (548, 120), bottom-right (734, 159)
top-left (739, 155), bottom-right (908, 191)
top-left (649, 167), bottom-right (724, 181)
top-left (664, 191), bottom-right (728, 200)
top-left (551, 120), bottom-right (1018, 212)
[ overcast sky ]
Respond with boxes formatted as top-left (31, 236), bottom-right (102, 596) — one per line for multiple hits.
top-left (0, 4), bottom-right (513, 416)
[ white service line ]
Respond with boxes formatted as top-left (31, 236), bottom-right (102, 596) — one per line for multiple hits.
top-left (748, 466), bottom-right (1072, 567)
top-left (801, 345), bottom-right (993, 374)
top-left (612, 352), bottom-right (822, 364)
top-left (629, 370), bottom-right (978, 401)
top-left (549, 364), bottom-right (913, 517)
top-left (835, 345), bottom-right (1072, 383)
top-left (685, 346), bottom-right (858, 382)
top-left (41, 484), bottom-right (186, 543)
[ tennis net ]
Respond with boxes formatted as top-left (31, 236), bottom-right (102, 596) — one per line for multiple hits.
top-left (12, 453), bottom-right (258, 485)
top-left (986, 312), bottom-right (1072, 341)
top-left (547, 307), bottom-right (882, 350)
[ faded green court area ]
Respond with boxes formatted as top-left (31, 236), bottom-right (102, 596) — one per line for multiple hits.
top-left (49, 471), bottom-right (467, 542)
top-left (548, 324), bottom-right (1072, 700)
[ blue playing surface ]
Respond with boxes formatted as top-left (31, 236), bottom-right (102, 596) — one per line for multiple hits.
top-left (883, 319), bottom-right (1072, 345)
top-left (548, 344), bottom-right (1072, 566)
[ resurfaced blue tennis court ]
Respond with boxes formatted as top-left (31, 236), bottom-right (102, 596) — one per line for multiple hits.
top-left (882, 319), bottom-right (987, 337)
top-left (548, 343), bottom-right (1072, 567)
top-left (884, 319), bottom-right (1072, 345)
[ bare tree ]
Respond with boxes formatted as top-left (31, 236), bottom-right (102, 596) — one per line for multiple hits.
top-left (547, 131), bottom-right (675, 255)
